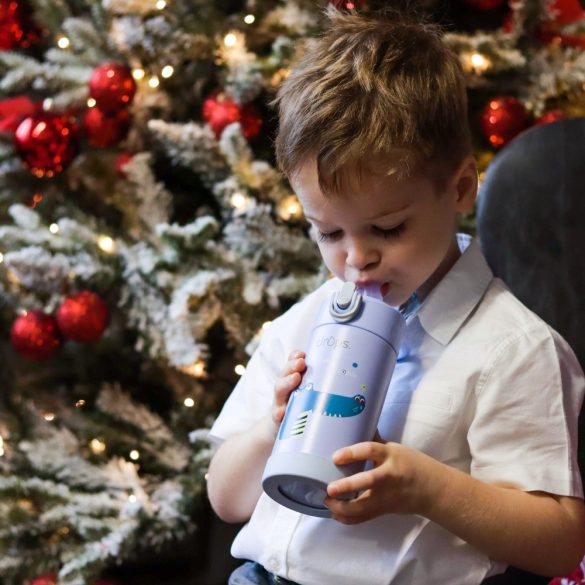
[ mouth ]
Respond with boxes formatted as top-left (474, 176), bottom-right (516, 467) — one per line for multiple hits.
top-left (354, 281), bottom-right (390, 298)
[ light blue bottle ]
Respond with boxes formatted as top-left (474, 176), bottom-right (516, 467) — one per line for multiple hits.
top-left (262, 282), bottom-right (405, 517)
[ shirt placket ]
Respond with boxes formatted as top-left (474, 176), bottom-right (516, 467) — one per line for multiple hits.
top-left (263, 506), bottom-right (302, 576)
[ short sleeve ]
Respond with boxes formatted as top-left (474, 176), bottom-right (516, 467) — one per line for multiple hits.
top-left (468, 325), bottom-right (585, 497)
top-left (206, 278), bottom-right (338, 445)
top-left (207, 320), bottom-right (286, 445)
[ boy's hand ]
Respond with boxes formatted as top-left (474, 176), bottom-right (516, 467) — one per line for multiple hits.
top-left (324, 440), bottom-right (440, 524)
top-left (270, 350), bottom-right (306, 434)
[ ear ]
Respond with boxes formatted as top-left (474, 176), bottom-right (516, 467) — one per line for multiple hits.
top-left (451, 156), bottom-right (478, 214)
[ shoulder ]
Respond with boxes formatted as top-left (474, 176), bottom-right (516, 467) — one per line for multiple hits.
top-left (468, 278), bottom-right (583, 393)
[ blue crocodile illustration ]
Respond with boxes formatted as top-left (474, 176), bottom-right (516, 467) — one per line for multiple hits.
top-left (278, 383), bottom-right (366, 440)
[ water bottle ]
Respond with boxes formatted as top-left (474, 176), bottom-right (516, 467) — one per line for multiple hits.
top-left (262, 281), bottom-right (405, 517)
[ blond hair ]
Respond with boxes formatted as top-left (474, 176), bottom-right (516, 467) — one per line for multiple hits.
top-left (274, 7), bottom-right (472, 194)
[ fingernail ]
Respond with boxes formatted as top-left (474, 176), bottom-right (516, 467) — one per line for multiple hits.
top-left (328, 484), bottom-right (339, 496)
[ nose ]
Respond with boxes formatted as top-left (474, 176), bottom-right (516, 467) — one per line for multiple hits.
top-left (345, 239), bottom-right (380, 271)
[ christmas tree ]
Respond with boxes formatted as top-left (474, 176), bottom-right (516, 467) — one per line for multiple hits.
top-left (1, 0), bottom-right (584, 584)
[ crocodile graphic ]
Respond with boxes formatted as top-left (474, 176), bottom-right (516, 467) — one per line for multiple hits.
top-left (278, 383), bottom-right (366, 440)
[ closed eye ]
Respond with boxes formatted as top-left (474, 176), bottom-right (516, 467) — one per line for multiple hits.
top-left (373, 223), bottom-right (405, 238)
top-left (317, 230), bottom-right (343, 242)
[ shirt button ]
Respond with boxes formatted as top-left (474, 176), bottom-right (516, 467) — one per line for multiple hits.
top-left (267, 556), bottom-right (281, 572)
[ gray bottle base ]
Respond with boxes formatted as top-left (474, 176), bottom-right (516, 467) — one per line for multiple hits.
top-left (262, 451), bottom-right (355, 518)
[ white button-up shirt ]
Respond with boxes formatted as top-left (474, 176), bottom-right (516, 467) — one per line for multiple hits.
top-left (209, 235), bottom-right (584, 585)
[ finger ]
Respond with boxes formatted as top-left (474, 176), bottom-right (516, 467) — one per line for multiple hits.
top-left (332, 442), bottom-right (387, 466)
top-left (327, 469), bottom-right (377, 498)
top-left (288, 350), bottom-right (305, 360)
top-left (274, 373), bottom-right (301, 405)
top-left (281, 357), bottom-right (306, 377)
top-left (324, 492), bottom-right (375, 521)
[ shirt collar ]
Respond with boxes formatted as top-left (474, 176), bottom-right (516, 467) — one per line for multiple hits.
top-left (415, 234), bottom-right (493, 346)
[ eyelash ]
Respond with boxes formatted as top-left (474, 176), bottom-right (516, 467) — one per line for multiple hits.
top-left (317, 224), bottom-right (406, 242)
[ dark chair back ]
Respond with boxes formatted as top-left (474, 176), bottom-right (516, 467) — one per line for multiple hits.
top-left (477, 117), bottom-right (585, 585)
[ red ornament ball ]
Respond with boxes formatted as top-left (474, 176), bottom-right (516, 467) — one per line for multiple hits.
top-left (461, 0), bottom-right (507, 9)
top-left (14, 112), bottom-right (79, 177)
top-left (11, 311), bottom-right (61, 361)
top-left (83, 106), bottom-right (130, 148)
top-left (202, 92), bottom-right (262, 139)
top-left (0, 0), bottom-right (41, 50)
top-left (534, 109), bottom-right (567, 126)
top-left (89, 63), bottom-right (136, 114)
top-left (56, 290), bottom-right (109, 343)
top-left (480, 97), bottom-right (531, 148)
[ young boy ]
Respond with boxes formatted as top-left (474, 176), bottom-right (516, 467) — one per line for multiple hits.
top-left (207, 8), bottom-right (585, 585)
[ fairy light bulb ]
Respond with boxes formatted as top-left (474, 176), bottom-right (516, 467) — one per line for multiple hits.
top-left (224, 33), bottom-right (238, 47)
top-left (49, 223), bottom-right (59, 234)
top-left (132, 68), bottom-right (145, 81)
top-left (148, 76), bottom-right (160, 88)
top-left (129, 450), bottom-right (140, 461)
top-left (229, 191), bottom-right (251, 211)
top-left (87, 98), bottom-right (96, 108)
top-left (97, 235), bottom-right (116, 253)
top-left (161, 65), bottom-right (174, 78)
top-left (244, 14), bottom-right (255, 24)
top-left (0, 437), bottom-right (4, 457)
top-left (184, 397), bottom-right (195, 408)
top-left (90, 438), bottom-right (106, 455)
top-left (57, 36), bottom-right (70, 49)
top-left (235, 364), bottom-right (246, 376)
top-left (156, 0), bottom-right (166, 9)
top-left (278, 195), bottom-right (303, 221)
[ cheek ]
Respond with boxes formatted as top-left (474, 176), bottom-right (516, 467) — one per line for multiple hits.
top-left (318, 245), bottom-right (345, 275)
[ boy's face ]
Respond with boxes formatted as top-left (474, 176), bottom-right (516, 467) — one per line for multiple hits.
top-left (291, 158), bottom-right (477, 307)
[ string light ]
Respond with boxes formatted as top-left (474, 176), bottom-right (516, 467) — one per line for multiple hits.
top-left (97, 235), bottom-right (116, 253)
top-left (0, 437), bottom-right (4, 457)
top-left (244, 14), bottom-right (255, 24)
top-left (43, 412), bottom-right (56, 422)
top-left (235, 364), bottom-right (246, 376)
top-left (132, 68), bottom-right (145, 81)
top-left (161, 65), bottom-right (174, 79)
top-left (278, 195), bottom-right (303, 221)
top-left (184, 397), bottom-right (195, 408)
top-left (49, 223), bottom-right (59, 234)
top-left (181, 360), bottom-right (206, 378)
top-left (0, 252), bottom-right (4, 264)
top-left (128, 493), bottom-right (137, 503)
top-left (87, 98), bottom-right (96, 108)
top-left (155, 0), bottom-right (166, 9)
top-left (224, 33), bottom-right (238, 47)
top-left (148, 76), bottom-right (160, 88)
top-left (75, 399), bottom-right (86, 408)
top-left (262, 321), bottom-right (272, 330)
top-left (57, 36), bottom-right (70, 49)
top-left (129, 450), bottom-right (140, 461)
top-left (90, 438), bottom-right (106, 455)
top-left (462, 51), bottom-right (491, 75)
top-left (229, 191), bottom-right (251, 211)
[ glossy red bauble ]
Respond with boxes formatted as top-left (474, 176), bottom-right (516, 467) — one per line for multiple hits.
top-left (480, 97), bottom-right (531, 148)
top-left (83, 107), bottom-right (130, 148)
top-left (11, 311), bottom-right (61, 360)
top-left (14, 112), bottom-right (79, 176)
top-left (202, 92), bottom-right (262, 139)
top-left (56, 290), bottom-right (109, 343)
top-left (88, 63), bottom-right (136, 114)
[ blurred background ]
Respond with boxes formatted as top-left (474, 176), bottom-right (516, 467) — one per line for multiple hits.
top-left (1, 0), bottom-right (585, 584)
